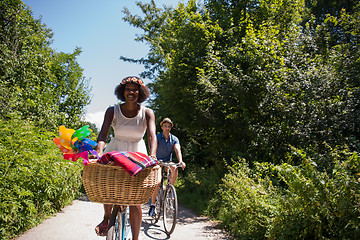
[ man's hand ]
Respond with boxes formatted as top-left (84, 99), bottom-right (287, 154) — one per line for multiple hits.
top-left (180, 162), bottom-right (186, 170)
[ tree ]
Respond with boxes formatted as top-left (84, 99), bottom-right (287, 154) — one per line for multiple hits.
top-left (49, 49), bottom-right (92, 128)
top-left (122, 0), bottom-right (306, 164)
top-left (0, 0), bottom-right (91, 129)
top-left (122, 0), bottom-right (360, 166)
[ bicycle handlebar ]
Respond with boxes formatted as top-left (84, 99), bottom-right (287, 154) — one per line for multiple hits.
top-left (158, 161), bottom-right (183, 168)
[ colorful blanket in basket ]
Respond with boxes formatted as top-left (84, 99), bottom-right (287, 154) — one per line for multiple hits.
top-left (98, 151), bottom-right (158, 176)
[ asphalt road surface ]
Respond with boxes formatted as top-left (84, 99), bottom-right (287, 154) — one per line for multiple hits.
top-left (16, 195), bottom-right (231, 240)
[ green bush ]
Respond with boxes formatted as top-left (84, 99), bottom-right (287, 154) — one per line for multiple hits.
top-left (270, 146), bottom-right (360, 239)
top-left (208, 146), bottom-right (360, 239)
top-left (0, 119), bottom-right (83, 240)
top-left (208, 159), bottom-right (279, 239)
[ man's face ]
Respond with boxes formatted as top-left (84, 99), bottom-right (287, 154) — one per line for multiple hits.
top-left (161, 122), bottom-right (172, 133)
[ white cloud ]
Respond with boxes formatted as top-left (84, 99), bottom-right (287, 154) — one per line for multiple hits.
top-left (85, 111), bottom-right (105, 130)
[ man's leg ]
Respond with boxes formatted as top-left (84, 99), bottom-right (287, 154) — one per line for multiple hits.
top-left (169, 164), bottom-right (178, 185)
top-left (151, 182), bottom-right (161, 205)
top-left (148, 182), bottom-right (161, 216)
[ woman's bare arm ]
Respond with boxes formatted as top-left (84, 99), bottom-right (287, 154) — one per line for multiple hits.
top-left (145, 108), bottom-right (157, 158)
top-left (95, 106), bottom-right (114, 157)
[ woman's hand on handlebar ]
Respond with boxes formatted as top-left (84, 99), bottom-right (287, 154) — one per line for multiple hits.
top-left (88, 147), bottom-right (103, 163)
top-left (88, 154), bottom-right (98, 163)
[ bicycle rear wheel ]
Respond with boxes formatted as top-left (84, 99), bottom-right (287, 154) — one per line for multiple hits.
top-left (163, 185), bottom-right (178, 235)
top-left (150, 185), bottom-right (163, 224)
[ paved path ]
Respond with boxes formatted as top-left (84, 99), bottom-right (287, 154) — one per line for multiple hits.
top-left (16, 196), bottom-right (231, 240)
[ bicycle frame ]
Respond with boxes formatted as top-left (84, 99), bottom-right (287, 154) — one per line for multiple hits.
top-left (160, 161), bottom-right (182, 187)
top-left (152, 161), bottom-right (182, 235)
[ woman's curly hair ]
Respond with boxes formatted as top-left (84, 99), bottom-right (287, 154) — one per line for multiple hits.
top-left (114, 76), bottom-right (150, 103)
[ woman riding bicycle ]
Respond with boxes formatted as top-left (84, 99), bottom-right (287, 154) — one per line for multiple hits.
top-left (94, 76), bottom-right (157, 240)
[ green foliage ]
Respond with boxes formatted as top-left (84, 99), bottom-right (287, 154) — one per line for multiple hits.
top-left (122, 0), bottom-right (360, 165)
top-left (208, 159), bottom-right (279, 239)
top-left (209, 146), bottom-right (360, 239)
top-left (122, 1), bottom-right (360, 237)
top-left (49, 49), bottom-right (92, 128)
top-left (269, 146), bottom-right (360, 239)
top-left (0, 119), bottom-right (84, 240)
top-left (0, 2), bottom-right (94, 238)
top-left (176, 164), bottom-right (226, 215)
top-left (0, 0), bottom-right (91, 130)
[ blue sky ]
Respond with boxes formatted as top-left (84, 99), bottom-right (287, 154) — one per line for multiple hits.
top-left (23, 0), bottom-right (183, 129)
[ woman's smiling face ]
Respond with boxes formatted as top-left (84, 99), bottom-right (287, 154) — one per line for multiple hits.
top-left (124, 83), bottom-right (140, 102)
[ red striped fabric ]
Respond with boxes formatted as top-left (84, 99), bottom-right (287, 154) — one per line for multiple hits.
top-left (98, 151), bottom-right (158, 176)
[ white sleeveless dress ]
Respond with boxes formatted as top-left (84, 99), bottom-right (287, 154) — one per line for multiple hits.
top-left (104, 104), bottom-right (148, 155)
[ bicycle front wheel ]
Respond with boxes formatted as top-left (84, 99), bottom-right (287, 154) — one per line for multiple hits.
top-left (163, 185), bottom-right (178, 235)
top-left (106, 206), bottom-right (130, 240)
top-left (106, 208), bottom-right (122, 240)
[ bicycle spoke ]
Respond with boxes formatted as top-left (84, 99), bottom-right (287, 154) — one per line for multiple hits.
top-left (106, 209), bottom-right (122, 240)
top-left (123, 207), bottom-right (131, 240)
top-left (106, 206), bottom-right (131, 240)
top-left (163, 185), bottom-right (178, 235)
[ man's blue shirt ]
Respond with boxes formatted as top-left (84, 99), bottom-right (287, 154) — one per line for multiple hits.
top-left (156, 133), bottom-right (179, 162)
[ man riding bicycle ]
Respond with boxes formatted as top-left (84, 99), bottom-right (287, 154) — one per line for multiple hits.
top-left (148, 118), bottom-right (186, 216)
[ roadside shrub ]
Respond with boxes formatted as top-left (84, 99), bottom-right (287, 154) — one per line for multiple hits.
top-left (269, 146), bottom-right (360, 239)
top-left (208, 146), bottom-right (360, 239)
top-left (0, 119), bottom-right (83, 240)
top-left (207, 158), bottom-right (280, 239)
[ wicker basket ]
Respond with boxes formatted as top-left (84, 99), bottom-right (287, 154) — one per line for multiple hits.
top-left (82, 163), bottom-right (161, 205)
